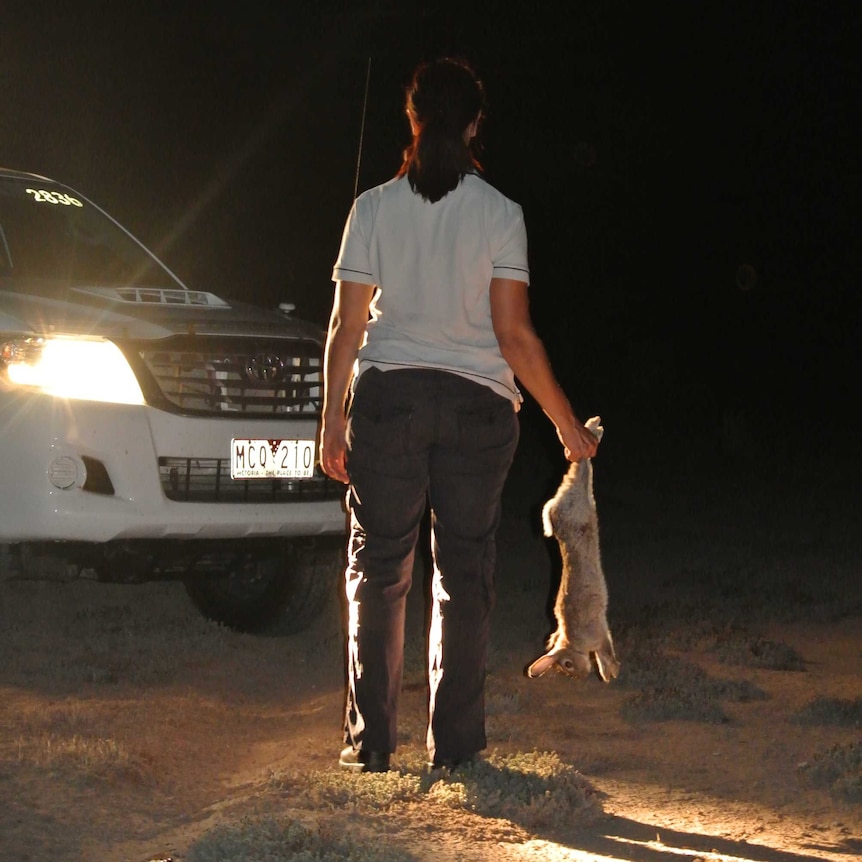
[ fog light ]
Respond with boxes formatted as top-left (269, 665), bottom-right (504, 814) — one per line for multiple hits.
top-left (81, 456), bottom-right (115, 495)
top-left (48, 456), bottom-right (82, 489)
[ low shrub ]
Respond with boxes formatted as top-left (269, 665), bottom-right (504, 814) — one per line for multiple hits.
top-left (792, 696), bottom-right (862, 728)
top-left (802, 742), bottom-right (862, 801)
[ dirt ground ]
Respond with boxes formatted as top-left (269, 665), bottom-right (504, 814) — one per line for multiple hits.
top-left (1, 422), bottom-right (860, 861)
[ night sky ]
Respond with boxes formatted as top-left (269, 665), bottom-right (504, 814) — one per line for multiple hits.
top-left (2, 2), bottom-right (859, 456)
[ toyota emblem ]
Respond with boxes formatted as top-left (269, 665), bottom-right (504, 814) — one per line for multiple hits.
top-left (245, 353), bottom-right (285, 383)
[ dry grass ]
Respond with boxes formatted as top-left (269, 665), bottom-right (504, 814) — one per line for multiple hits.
top-left (210, 749), bottom-right (604, 862)
top-left (7, 701), bottom-right (144, 777)
top-left (187, 815), bottom-right (418, 862)
top-left (269, 749), bottom-right (600, 827)
top-left (15, 732), bottom-right (131, 776)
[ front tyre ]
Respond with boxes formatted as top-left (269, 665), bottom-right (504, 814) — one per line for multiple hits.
top-left (183, 539), bottom-right (343, 635)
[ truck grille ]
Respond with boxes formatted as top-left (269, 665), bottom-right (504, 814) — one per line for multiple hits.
top-left (160, 458), bottom-right (345, 503)
top-left (126, 336), bottom-right (323, 416)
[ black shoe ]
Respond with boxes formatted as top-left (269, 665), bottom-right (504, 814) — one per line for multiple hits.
top-left (339, 746), bottom-right (390, 773)
top-left (428, 753), bottom-right (477, 771)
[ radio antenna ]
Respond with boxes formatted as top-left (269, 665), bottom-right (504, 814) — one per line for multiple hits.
top-left (353, 57), bottom-right (372, 200)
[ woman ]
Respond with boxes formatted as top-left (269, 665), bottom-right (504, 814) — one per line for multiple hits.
top-left (320, 57), bottom-right (598, 773)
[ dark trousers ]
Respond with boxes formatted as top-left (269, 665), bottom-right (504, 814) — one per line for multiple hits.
top-left (343, 367), bottom-right (519, 762)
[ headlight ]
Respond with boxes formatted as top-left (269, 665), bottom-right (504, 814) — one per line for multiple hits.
top-left (0, 336), bottom-right (145, 405)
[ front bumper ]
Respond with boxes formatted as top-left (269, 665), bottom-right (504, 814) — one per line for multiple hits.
top-left (0, 391), bottom-right (347, 542)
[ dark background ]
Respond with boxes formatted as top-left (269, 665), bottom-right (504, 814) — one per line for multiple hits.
top-left (2, 1), bottom-right (859, 467)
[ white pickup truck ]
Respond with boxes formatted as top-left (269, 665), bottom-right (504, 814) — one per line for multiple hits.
top-left (0, 168), bottom-right (346, 633)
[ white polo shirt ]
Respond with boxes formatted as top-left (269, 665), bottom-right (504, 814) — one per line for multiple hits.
top-left (332, 173), bottom-right (530, 403)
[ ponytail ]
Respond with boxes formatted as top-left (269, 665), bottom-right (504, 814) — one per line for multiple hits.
top-left (397, 58), bottom-right (486, 203)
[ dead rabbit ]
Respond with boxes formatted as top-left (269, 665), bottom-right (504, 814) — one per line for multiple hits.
top-left (527, 416), bottom-right (620, 682)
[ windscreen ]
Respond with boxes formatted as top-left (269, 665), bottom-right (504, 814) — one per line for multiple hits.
top-left (0, 177), bottom-right (182, 291)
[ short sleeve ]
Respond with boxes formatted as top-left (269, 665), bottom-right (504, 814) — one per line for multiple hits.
top-left (332, 196), bottom-right (377, 285)
top-left (490, 202), bottom-right (529, 284)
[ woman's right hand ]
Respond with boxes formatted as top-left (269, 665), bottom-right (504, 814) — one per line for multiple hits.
top-left (320, 413), bottom-right (349, 484)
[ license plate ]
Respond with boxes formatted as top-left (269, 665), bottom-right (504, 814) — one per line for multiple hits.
top-left (230, 438), bottom-right (315, 479)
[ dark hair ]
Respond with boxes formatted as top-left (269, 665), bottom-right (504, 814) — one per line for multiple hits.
top-left (397, 57), bottom-right (486, 203)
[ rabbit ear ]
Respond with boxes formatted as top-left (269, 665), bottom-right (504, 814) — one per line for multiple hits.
top-left (592, 650), bottom-right (620, 682)
top-left (527, 652), bottom-right (558, 678)
top-left (592, 634), bottom-right (621, 682)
